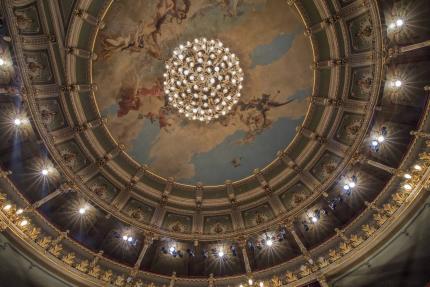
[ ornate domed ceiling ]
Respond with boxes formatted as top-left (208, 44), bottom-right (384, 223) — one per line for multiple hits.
top-left (0, 0), bottom-right (429, 286)
top-left (93, 0), bottom-right (313, 185)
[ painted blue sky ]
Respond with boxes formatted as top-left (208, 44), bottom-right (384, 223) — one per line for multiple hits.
top-left (250, 31), bottom-right (299, 68)
top-left (125, 88), bottom-right (310, 185)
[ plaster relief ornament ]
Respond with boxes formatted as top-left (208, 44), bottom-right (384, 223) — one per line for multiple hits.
top-left (164, 38), bottom-right (244, 122)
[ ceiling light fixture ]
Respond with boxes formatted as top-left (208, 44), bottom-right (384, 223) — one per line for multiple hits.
top-left (390, 79), bottom-right (402, 88)
top-left (395, 19), bottom-right (404, 27)
top-left (164, 38), bottom-right (244, 122)
top-left (14, 118), bottom-right (22, 126)
top-left (404, 173), bottom-right (412, 179)
top-left (311, 216), bottom-right (318, 223)
top-left (388, 18), bottom-right (405, 30)
top-left (248, 279), bottom-right (253, 286)
top-left (79, 207), bottom-right (87, 214)
top-left (259, 281), bottom-right (264, 287)
top-left (16, 208), bottom-right (23, 215)
top-left (3, 204), bottom-right (11, 211)
top-left (414, 165), bottom-right (422, 171)
top-left (20, 219), bottom-right (28, 226)
top-left (266, 239), bottom-right (273, 247)
top-left (41, 169), bottom-right (49, 176)
top-left (403, 183), bottom-right (412, 190)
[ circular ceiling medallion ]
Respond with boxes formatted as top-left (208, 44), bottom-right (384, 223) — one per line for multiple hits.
top-left (164, 38), bottom-right (244, 122)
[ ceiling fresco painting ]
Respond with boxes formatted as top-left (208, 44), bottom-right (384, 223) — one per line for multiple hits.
top-left (93, 0), bottom-right (313, 185)
top-left (0, 0), bottom-right (430, 286)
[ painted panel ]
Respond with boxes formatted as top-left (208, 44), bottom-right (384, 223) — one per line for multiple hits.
top-left (56, 141), bottom-right (88, 172)
top-left (242, 203), bottom-right (274, 228)
top-left (87, 174), bottom-right (118, 203)
top-left (203, 215), bottom-right (233, 234)
top-left (162, 212), bottom-right (193, 233)
top-left (310, 151), bottom-right (342, 182)
top-left (122, 198), bottom-right (155, 224)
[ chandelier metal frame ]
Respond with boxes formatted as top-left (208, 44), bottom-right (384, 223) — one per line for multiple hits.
top-left (163, 38), bottom-right (244, 122)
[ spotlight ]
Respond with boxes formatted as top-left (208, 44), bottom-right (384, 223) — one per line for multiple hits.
top-left (14, 118), bottom-right (22, 126)
top-left (266, 239), bottom-right (273, 247)
top-left (414, 165), bottom-right (422, 171)
top-left (16, 208), bottom-right (23, 215)
top-left (396, 19), bottom-right (404, 27)
top-left (218, 250), bottom-right (224, 258)
top-left (20, 219), bottom-right (28, 226)
top-left (395, 80), bottom-right (402, 87)
top-left (3, 204), bottom-right (11, 211)
top-left (248, 279), bottom-right (253, 286)
top-left (404, 184), bottom-right (412, 190)
top-left (390, 80), bottom-right (402, 88)
top-left (311, 216), bottom-right (318, 223)
top-left (404, 173), bottom-right (412, 179)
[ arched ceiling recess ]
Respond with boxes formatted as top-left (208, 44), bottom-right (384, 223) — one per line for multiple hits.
top-left (0, 0), bottom-right (429, 285)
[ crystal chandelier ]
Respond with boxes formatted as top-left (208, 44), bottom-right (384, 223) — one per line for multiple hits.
top-left (163, 38), bottom-right (244, 122)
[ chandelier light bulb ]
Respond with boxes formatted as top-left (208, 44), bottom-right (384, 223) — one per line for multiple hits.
top-left (414, 165), bottom-right (422, 171)
top-left (79, 207), bottom-right (87, 214)
top-left (122, 235), bottom-right (128, 241)
top-left (164, 38), bottom-right (244, 122)
top-left (266, 239), bottom-right (273, 247)
top-left (41, 169), bottom-right (49, 176)
top-left (16, 208), bottom-right (23, 215)
top-left (371, 139), bottom-right (379, 147)
top-left (20, 220), bottom-right (28, 227)
top-left (248, 279), bottom-right (253, 286)
top-left (404, 173), bottom-right (412, 179)
top-left (218, 250), bottom-right (224, 258)
top-left (311, 216), bottom-right (318, 223)
top-left (3, 204), bottom-right (11, 211)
